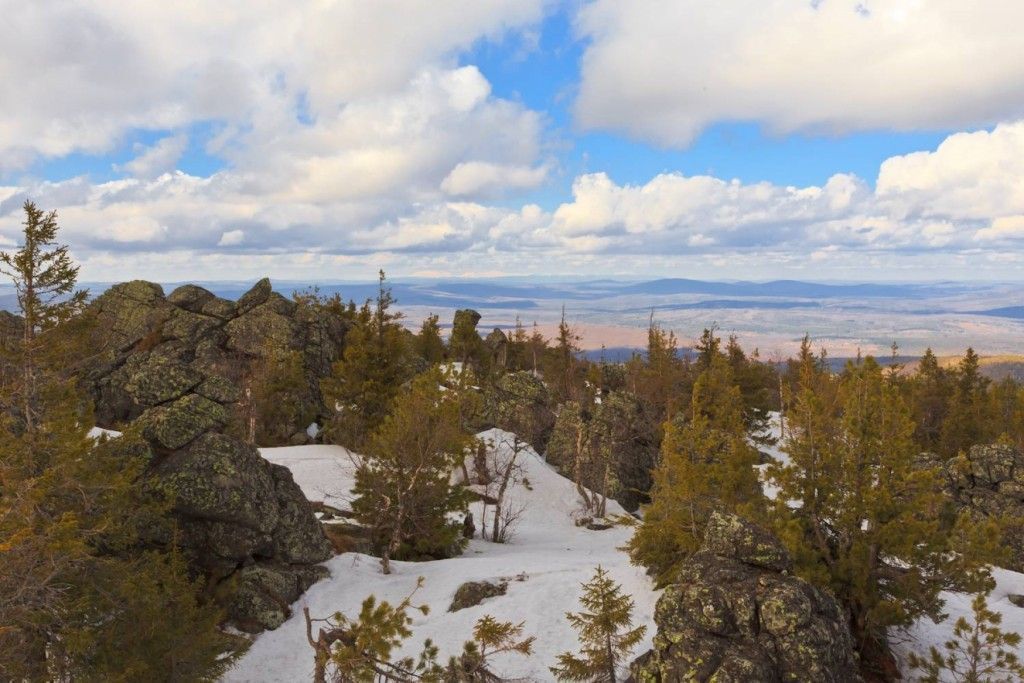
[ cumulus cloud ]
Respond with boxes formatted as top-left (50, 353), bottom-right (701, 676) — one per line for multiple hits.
top-left (574, 0), bottom-right (1024, 146)
top-left (116, 134), bottom-right (189, 179)
top-left (0, 0), bottom-right (545, 168)
top-left (4, 119), bottom-right (1024, 279)
top-left (441, 161), bottom-right (549, 197)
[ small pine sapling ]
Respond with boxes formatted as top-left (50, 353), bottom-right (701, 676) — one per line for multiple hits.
top-left (909, 587), bottom-right (1024, 683)
top-left (550, 566), bottom-right (646, 682)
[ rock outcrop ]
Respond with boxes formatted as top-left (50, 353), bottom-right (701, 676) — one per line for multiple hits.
top-left (80, 279), bottom-right (344, 632)
top-left (630, 513), bottom-right (861, 683)
top-left (923, 443), bottom-right (1024, 571)
top-left (84, 278), bottom-right (348, 430)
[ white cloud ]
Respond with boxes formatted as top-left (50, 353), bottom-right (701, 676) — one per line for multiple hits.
top-left (117, 134), bottom-right (189, 179)
top-left (441, 161), bottom-right (548, 197)
top-left (0, 0), bottom-right (546, 168)
top-left (217, 229), bottom-right (245, 246)
top-left (574, 0), bottom-right (1024, 146)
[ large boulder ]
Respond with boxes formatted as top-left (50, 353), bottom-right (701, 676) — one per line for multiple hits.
top-left (79, 278), bottom-right (347, 632)
top-left (630, 513), bottom-right (861, 683)
top-left (923, 443), bottom-right (1024, 571)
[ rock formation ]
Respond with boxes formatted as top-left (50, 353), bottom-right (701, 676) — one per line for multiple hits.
top-left (78, 279), bottom-right (346, 632)
top-left (630, 513), bottom-right (862, 682)
top-left (922, 443), bottom-right (1024, 571)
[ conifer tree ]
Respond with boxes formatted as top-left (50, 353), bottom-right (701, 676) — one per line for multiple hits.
top-left (628, 353), bottom-right (763, 581)
top-left (909, 586), bottom-right (1024, 683)
top-left (770, 352), bottom-right (998, 674)
top-left (0, 201), bottom-right (87, 432)
top-left (547, 307), bottom-right (581, 403)
top-left (417, 313), bottom-right (446, 364)
top-left (449, 309), bottom-right (484, 369)
top-left (352, 367), bottom-right (473, 573)
top-left (912, 347), bottom-right (950, 452)
top-left (940, 348), bottom-right (990, 456)
top-left (321, 270), bottom-right (413, 449)
top-left (550, 566), bottom-right (646, 683)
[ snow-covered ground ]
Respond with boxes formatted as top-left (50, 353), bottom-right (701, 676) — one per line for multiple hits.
top-left (225, 429), bottom-right (659, 682)
top-left (222, 416), bottom-right (1024, 681)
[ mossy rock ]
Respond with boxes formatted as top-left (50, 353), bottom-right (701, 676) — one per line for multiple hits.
top-left (139, 393), bottom-right (228, 450)
top-left (448, 580), bottom-right (508, 612)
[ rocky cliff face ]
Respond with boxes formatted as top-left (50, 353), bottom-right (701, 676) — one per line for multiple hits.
top-left (922, 443), bottom-right (1024, 571)
top-left (80, 279), bottom-right (346, 632)
top-left (630, 513), bottom-right (861, 682)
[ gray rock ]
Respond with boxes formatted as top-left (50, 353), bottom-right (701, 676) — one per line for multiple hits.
top-left (227, 563), bottom-right (330, 633)
top-left (922, 444), bottom-right (1024, 571)
top-left (630, 513), bottom-right (861, 683)
top-left (449, 580), bottom-right (508, 612)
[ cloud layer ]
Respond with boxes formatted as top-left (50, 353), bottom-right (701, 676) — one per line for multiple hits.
top-left (575, 0), bottom-right (1024, 146)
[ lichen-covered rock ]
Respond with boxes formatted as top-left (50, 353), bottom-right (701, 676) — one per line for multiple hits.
top-left (227, 563), bottom-right (330, 633)
top-left (922, 443), bottom-right (1024, 571)
top-left (84, 277), bottom-right (349, 433)
top-left (139, 393), bottom-right (228, 450)
top-left (78, 277), bottom-right (348, 632)
top-left (479, 370), bottom-right (555, 453)
top-left (448, 580), bottom-right (508, 612)
top-left (630, 513), bottom-right (861, 683)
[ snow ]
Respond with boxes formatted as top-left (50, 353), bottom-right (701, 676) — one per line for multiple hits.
top-left (227, 414), bottom-right (1024, 681)
top-left (893, 568), bottom-right (1024, 681)
top-left (225, 429), bottom-right (659, 682)
top-left (87, 426), bottom-right (122, 440)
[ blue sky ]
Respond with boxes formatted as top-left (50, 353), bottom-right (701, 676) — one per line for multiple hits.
top-left (2, 1), bottom-right (1024, 282)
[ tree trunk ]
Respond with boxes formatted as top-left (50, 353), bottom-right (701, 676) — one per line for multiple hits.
top-left (606, 633), bottom-right (617, 683)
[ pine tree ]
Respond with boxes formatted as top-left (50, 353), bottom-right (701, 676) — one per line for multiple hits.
top-left (940, 348), bottom-right (990, 456)
top-left (352, 367), bottom-right (473, 573)
top-left (547, 307), bottom-right (581, 403)
top-left (449, 309), bottom-right (484, 369)
top-left (769, 353), bottom-right (998, 674)
top-left (321, 270), bottom-right (413, 450)
top-left (417, 313), bottom-right (446, 364)
top-left (911, 348), bottom-right (949, 452)
top-left (0, 201), bottom-right (87, 432)
top-left (909, 586), bottom-right (1024, 683)
top-left (443, 615), bottom-right (535, 681)
top-left (550, 566), bottom-right (646, 682)
top-left (628, 353), bottom-right (763, 581)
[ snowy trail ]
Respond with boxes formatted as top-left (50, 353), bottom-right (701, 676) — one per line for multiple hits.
top-left (224, 429), bottom-right (659, 682)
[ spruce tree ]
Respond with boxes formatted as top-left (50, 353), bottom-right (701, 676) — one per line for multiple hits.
top-left (352, 367), bottom-right (473, 573)
top-left (321, 270), bottom-right (413, 449)
top-left (770, 353), bottom-right (998, 674)
top-left (417, 313), bottom-right (446, 364)
top-left (0, 201), bottom-right (87, 432)
top-left (550, 566), bottom-right (646, 682)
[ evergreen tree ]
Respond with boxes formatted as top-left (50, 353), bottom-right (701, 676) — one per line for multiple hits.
top-left (546, 307), bottom-right (581, 403)
top-left (417, 313), bottom-right (446, 364)
top-left (0, 390), bottom-right (233, 680)
top-left (770, 353), bottom-right (997, 674)
top-left (909, 586), bottom-right (1024, 683)
top-left (0, 201), bottom-right (87, 432)
top-left (550, 566), bottom-right (646, 682)
top-left (912, 348), bottom-right (950, 452)
top-left (628, 353), bottom-right (763, 581)
top-left (352, 367), bottom-right (473, 573)
top-left (940, 348), bottom-right (990, 456)
top-left (321, 271), bottom-right (414, 450)
top-left (449, 309), bottom-right (484, 370)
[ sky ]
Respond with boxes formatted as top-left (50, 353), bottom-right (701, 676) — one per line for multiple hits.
top-left (2, 0), bottom-right (1024, 283)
